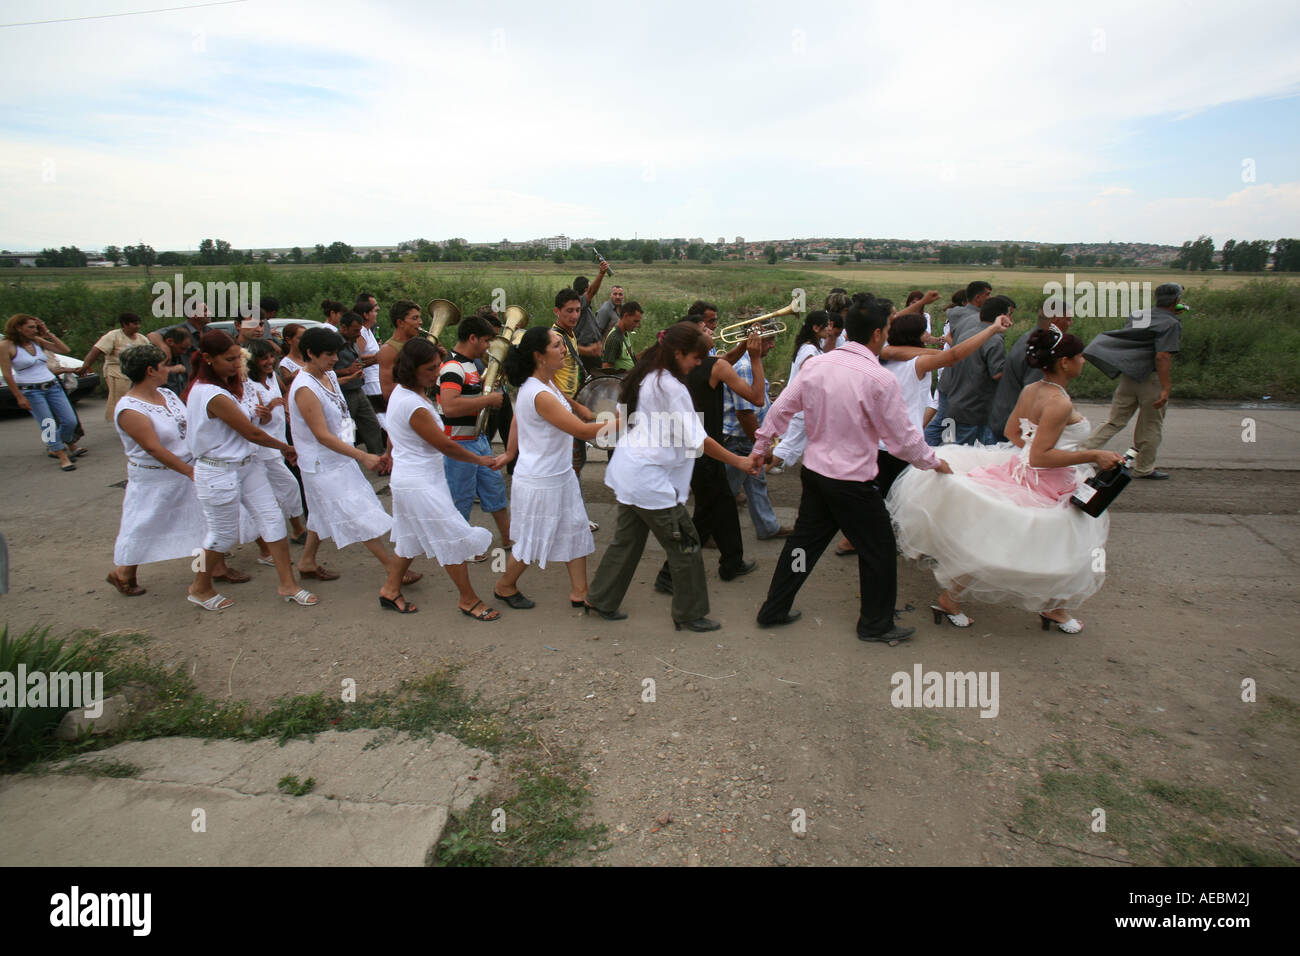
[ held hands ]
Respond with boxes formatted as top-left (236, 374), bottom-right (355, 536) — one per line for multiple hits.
top-left (360, 452), bottom-right (382, 472)
top-left (487, 454), bottom-right (510, 471)
top-left (254, 404), bottom-right (272, 424)
top-left (283, 447), bottom-right (298, 466)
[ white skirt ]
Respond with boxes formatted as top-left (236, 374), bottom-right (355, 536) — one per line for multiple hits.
top-left (774, 411), bottom-right (808, 467)
top-left (510, 470), bottom-right (594, 569)
top-left (114, 464), bottom-right (205, 566)
top-left (887, 444), bottom-right (1110, 612)
top-left (390, 460), bottom-right (493, 564)
top-left (300, 460), bottom-right (393, 549)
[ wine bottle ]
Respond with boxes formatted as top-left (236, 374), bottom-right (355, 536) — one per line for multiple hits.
top-left (1070, 448), bottom-right (1138, 517)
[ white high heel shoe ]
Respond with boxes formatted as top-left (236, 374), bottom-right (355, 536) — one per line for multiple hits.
top-left (1040, 614), bottom-right (1082, 634)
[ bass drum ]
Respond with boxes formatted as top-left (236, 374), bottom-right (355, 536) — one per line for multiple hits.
top-left (575, 373), bottom-right (624, 448)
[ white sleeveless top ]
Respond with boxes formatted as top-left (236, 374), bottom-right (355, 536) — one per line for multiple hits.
top-left (114, 388), bottom-right (190, 466)
top-left (244, 374), bottom-right (286, 458)
top-left (789, 342), bottom-right (819, 382)
top-left (882, 357), bottom-right (932, 439)
top-left (515, 377), bottom-right (574, 478)
top-left (288, 370), bottom-right (354, 473)
top-left (186, 383), bottom-right (252, 461)
top-left (386, 384), bottom-right (443, 469)
top-left (10, 342), bottom-right (56, 385)
top-left (279, 355), bottom-right (302, 376)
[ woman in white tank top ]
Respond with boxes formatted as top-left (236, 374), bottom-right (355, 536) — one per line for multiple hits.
top-left (493, 328), bottom-right (611, 609)
top-left (242, 341), bottom-right (308, 558)
top-left (0, 314), bottom-right (86, 469)
top-left (385, 337), bottom-right (499, 619)
top-left (185, 330), bottom-right (318, 611)
top-left (109, 344), bottom-right (208, 597)
top-left (290, 325), bottom-right (417, 613)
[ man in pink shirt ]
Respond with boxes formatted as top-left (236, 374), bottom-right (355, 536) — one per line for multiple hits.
top-left (751, 297), bottom-right (952, 643)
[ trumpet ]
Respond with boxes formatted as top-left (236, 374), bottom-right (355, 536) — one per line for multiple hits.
top-left (715, 299), bottom-right (801, 345)
top-left (474, 304), bottom-right (530, 437)
top-left (424, 298), bottom-right (461, 343)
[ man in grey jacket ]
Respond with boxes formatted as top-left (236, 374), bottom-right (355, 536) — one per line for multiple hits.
top-left (1081, 282), bottom-right (1185, 479)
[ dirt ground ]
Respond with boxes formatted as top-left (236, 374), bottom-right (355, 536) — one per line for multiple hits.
top-left (2, 405), bottom-right (1297, 866)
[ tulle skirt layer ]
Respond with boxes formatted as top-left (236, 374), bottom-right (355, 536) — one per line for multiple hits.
top-left (886, 444), bottom-right (1109, 612)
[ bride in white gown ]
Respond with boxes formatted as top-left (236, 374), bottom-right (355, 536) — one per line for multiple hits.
top-left (887, 327), bottom-right (1126, 632)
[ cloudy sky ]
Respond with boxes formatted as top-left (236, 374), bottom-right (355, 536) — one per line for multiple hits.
top-left (2, 0), bottom-right (1298, 251)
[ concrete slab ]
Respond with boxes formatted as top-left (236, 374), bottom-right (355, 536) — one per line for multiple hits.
top-left (0, 730), bottom-right (497, 866)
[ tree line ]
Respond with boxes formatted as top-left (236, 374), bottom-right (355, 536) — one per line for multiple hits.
top-left (1170, 236), bottom-right (1300, 272)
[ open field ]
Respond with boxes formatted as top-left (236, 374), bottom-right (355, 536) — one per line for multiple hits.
top-left (4, 261), bottom-right (1300, 400)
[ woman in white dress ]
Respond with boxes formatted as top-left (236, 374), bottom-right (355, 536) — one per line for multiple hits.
top-left (386, 337), bottom-right (499, 619)
top-left (770, 310), bottom-right (837, 473)
top-left (887, 328), bottom-right (1126, 633)
top-left (492, 327), bottom-right (610, 610)
top-left (242, 340), bottom-right (308, 552)
top-left (184, 330), bottom-right (316, 611)
top-left (585, 322), bottom-right (758, 631)
top-left (108, 344), bottom-right (208, 597)
top-left (289, 326), bottom-right (416, 612)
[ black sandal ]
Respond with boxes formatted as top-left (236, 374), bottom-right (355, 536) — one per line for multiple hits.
top-left (379, 593), bottom-right (418, 614)
top-left (460, 600), bottom-right (500, 622)
top-left (493, 590), bottom-right (535, 609)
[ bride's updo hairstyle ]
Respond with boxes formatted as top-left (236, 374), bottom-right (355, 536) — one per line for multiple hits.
top-left (1026, 327), bottom-right (1084, 372)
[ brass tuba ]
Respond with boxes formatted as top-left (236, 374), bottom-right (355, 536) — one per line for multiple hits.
top-left (425, 298), bottom-right (461, 343)
top-left (474, 304), bottom-right (530, 437)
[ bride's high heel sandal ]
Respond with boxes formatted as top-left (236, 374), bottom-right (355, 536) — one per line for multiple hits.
top-left (931, 604), bottom-right (972, 627)
top-left (1039, 613), bottom-right (1083, 634)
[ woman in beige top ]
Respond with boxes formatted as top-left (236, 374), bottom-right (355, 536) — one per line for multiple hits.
top-left (78, 312), bottom-right (150, 420)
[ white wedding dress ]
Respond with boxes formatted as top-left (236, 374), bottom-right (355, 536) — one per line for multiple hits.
top-left (886, 418), bottom-right (1110, 612)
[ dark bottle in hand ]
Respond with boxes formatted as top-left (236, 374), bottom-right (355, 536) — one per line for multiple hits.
top-left (1071, 448), bottom-right (1138, 517)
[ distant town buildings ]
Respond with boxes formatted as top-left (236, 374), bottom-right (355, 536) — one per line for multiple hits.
top-left (545, 235), bottom-right (572, 252)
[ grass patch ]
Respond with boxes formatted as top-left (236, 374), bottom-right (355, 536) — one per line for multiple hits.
top-left (1014, 733), bottom-right (1292, 866)
top-left (50, 759), bottom-right (141, 778)
top-left (433, 756), bottom-right (607, 867)
top-left (4, 625), bottom-right (604, 867)
top-left (277, 774), bottom-right (315, 796)
top-left (1242, 694), bottom-right (1300, 739)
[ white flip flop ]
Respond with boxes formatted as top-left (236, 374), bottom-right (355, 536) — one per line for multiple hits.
top-left (188, 592), bottom-right (233, 611)
top-left (282, 589), bottom-right (319, 606)
top-left (256, 556), bottom-right (275, 567)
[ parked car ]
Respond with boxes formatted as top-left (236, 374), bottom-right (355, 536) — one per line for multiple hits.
top-left (204, 317), bottom-right (327, 339)
top-left (0, 351), bottom-right (99, 412)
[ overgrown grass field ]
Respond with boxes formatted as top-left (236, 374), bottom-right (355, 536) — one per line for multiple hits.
top-left (4, 261), bottom-right (1298, 400)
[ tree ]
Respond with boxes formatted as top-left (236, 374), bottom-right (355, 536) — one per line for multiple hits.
top-left (999, 243), bottom-right (1020, 269)
top-left (158, 251), bottom-right (186, 266)
top-left (1226, 239), bottom-right (1270, 272)
top-left (1171, 235), bottom-right (1215, 271)
top-left (289, 246), bottom-right (304, 264)
top-left (366, 250), bottom-right (384, 263)
top-left (1220, 239), bottom-right (1237, 271)
top-left (36, 246), bottom-right (88, 267)
top-left (640, 242), bottom-right (655, 264)
top-left (836, 254), bottom-right (849, 265)
top-left (552, 249), bottom-right (566, 264)
top-left (1273, 238), bottom-right (1300, 272)
top-left (103, 245), bottom-right (122, 265)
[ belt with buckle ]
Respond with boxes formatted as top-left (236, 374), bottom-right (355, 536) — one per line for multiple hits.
top-left (197, 455), bottom-right (252, 469)
top-left (18, 380), bottom-right (59, 391)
